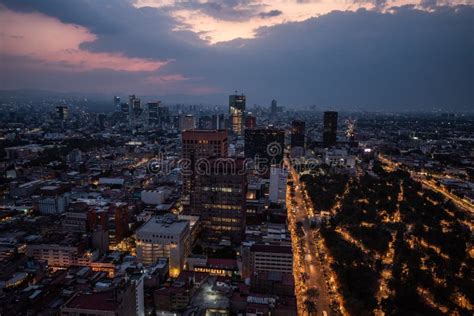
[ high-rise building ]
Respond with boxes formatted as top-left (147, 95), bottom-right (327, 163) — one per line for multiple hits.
top-left (323, 111), bottom-right (338, 148)
top-left (245, 115), bottom-right (257, 129)
top-left (120, 102), bottom-right (129, 115)
top-left (244, 128), bottom-right (285, 171)
top-left (229, 94), bottom-right (246, 135)
top-left (114, 96), bottom-right (121, 111)
top-left (128, 95), bottom-right (142, 126)
top-left (182, 129), bottom-right (229, 204)
top-left (180, 114), bottom-right (195, 131)
top-left (269, 166), bottom-right (288, 204)
top-left (147, 101), bottom-right (160, 126)
top-left (191, 157), bottom-right (247, 244)
top-left (56, 105), bottom-right (69, 121)
top-left (270, 99), bottom-right (277, 117)
top-left (182, 130), bottom-right (228, 161)
top-left (291, 120), bottom-right (305, 148)
top-left (212, 114), bottom-right (226, 130)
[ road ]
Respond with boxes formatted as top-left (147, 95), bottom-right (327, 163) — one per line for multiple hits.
top-left (286, 162), bottom-right (338, 316)
top-left (379, 155), bottom-right (473, 229)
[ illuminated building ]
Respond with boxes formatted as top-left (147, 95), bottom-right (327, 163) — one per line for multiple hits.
top-left (191, 157), bottom-right (247, 244)
top-left (114, 96), bottom-right (121, 111)
top-left (323, 111), bottom-right (338, 148)
top-left (247, 243), bottom-right (293, 275)
top-left (182, 129), bottom-right (228, 206)
top-left (56, 105), bottom-right (69, 121)
top-left (269, 166), bottom-right (288, 204)
top-left (244, 127), bottom-right (285, 172)
top-left (229, 94), bottom-right (246, 135)
top-left (180, 114), bottom-right (196, 131)
top-left (136, 215), bottom-right (190, 277)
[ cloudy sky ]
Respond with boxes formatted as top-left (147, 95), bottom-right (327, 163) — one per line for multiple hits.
top-left (0, 0), bottom-right (473, 109)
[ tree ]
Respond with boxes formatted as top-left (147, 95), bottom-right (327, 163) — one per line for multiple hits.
top-left (306, 287), bottom-right (320, 299)
top-left (304, 300), bottom-right (317, 315)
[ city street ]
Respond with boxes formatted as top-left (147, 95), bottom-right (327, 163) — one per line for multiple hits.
top-left (286, 162), bottom-right (335, 316)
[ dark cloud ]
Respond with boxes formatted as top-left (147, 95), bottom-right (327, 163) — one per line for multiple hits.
top-left (1, 0), bottom-right (473, 110)
top-left (172, 0), bottom-right (266, 21)
top-left (259, 9), bottom-right (283, 18)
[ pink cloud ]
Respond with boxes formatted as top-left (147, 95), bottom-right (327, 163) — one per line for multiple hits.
top-left (144, 74), bottom-right (191, 84)
top-left (0, 6), bottom-right (166, 72)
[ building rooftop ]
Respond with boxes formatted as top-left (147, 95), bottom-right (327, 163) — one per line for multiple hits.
top-left (63, 291), bottom-right (118, 311)
top-left (137, 214), bottom-right (189, 236)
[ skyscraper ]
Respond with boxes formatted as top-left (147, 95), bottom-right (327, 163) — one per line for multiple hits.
top-left (212, 114), bottom-right (226, 130)
top-left (147, 101), bottom-right (160, 126)
top-left (128, 95), bottom-right (141, 126)
top-left (114, 96), bottom-right (121, 111)
top-left (271, 99), bottom-right (277, 117)
top-left (182, 129), bottom-right (229, 206)
top-left (291, 120), bottom-right (305, 148)
top-left (269, 166), bottom-right (288, 204)
top-left (56, 105), bottom-right (69, 121)
top-left (229, 94), bottom-right (246, 135)
top-left (191, 157), bottom-right (247, 244)
top-left (323, 111), bottom-right (338, 148)
top-left (180, 114), bottom-right (196, 131)
top-left (244, 127), bottom-right (285, 172)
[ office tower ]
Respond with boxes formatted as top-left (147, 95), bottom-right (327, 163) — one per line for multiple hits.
top-left (181, 130), bottom-right (228, 160)
top-left (120, 102), bottom-right (129, 115)
top-left (212, 114), bottom-right (226, 130)
top-left (136, 215), bottom-right (190, 277)
top-left (270, 99), bottom-right (277, 117)
top-left (323, 111), bottom-right (338, 148)
top-left (245, 115), bottom-right (257, 129)
top-left (229, 94), bottom-right (246, 135)
top-left (56, 105), bottom-right (69, 121)
top-left (198, 115), bottom-right (213, 130)
top-left (291, 120), bottom-right (305, 148)
top-left (147, 101), bottom-right (160, 126)
top-left (128, 95), bottom-right (141, 126)
top-left (114, 96), bottom-right (121, 111)
top-left (191, 157), bottom-right (247, 244)
top-left (269, 166), bottom-right (288, 204)
top-left (180, 114), bottom-right (196, 131)
top-left (182, 129), bottom-right (229, 204)
top-left (244, 128), bottom-right (285, 171)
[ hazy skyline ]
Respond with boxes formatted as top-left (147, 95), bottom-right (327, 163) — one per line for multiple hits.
top-left (0, 0), bottom-right (473, 110)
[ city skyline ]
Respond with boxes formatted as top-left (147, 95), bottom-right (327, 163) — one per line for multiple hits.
top-left (1, 0), bottom-right (473, 110)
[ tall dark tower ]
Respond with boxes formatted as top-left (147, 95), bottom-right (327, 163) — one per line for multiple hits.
top-left (229, 93), bottom-right (246, 135)
top-left (291, 120), bottom-right (305, 148)
top-left (323, 111), bottom-right (338, 148)
top-left (271, 99), bottom-right (277, 117)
